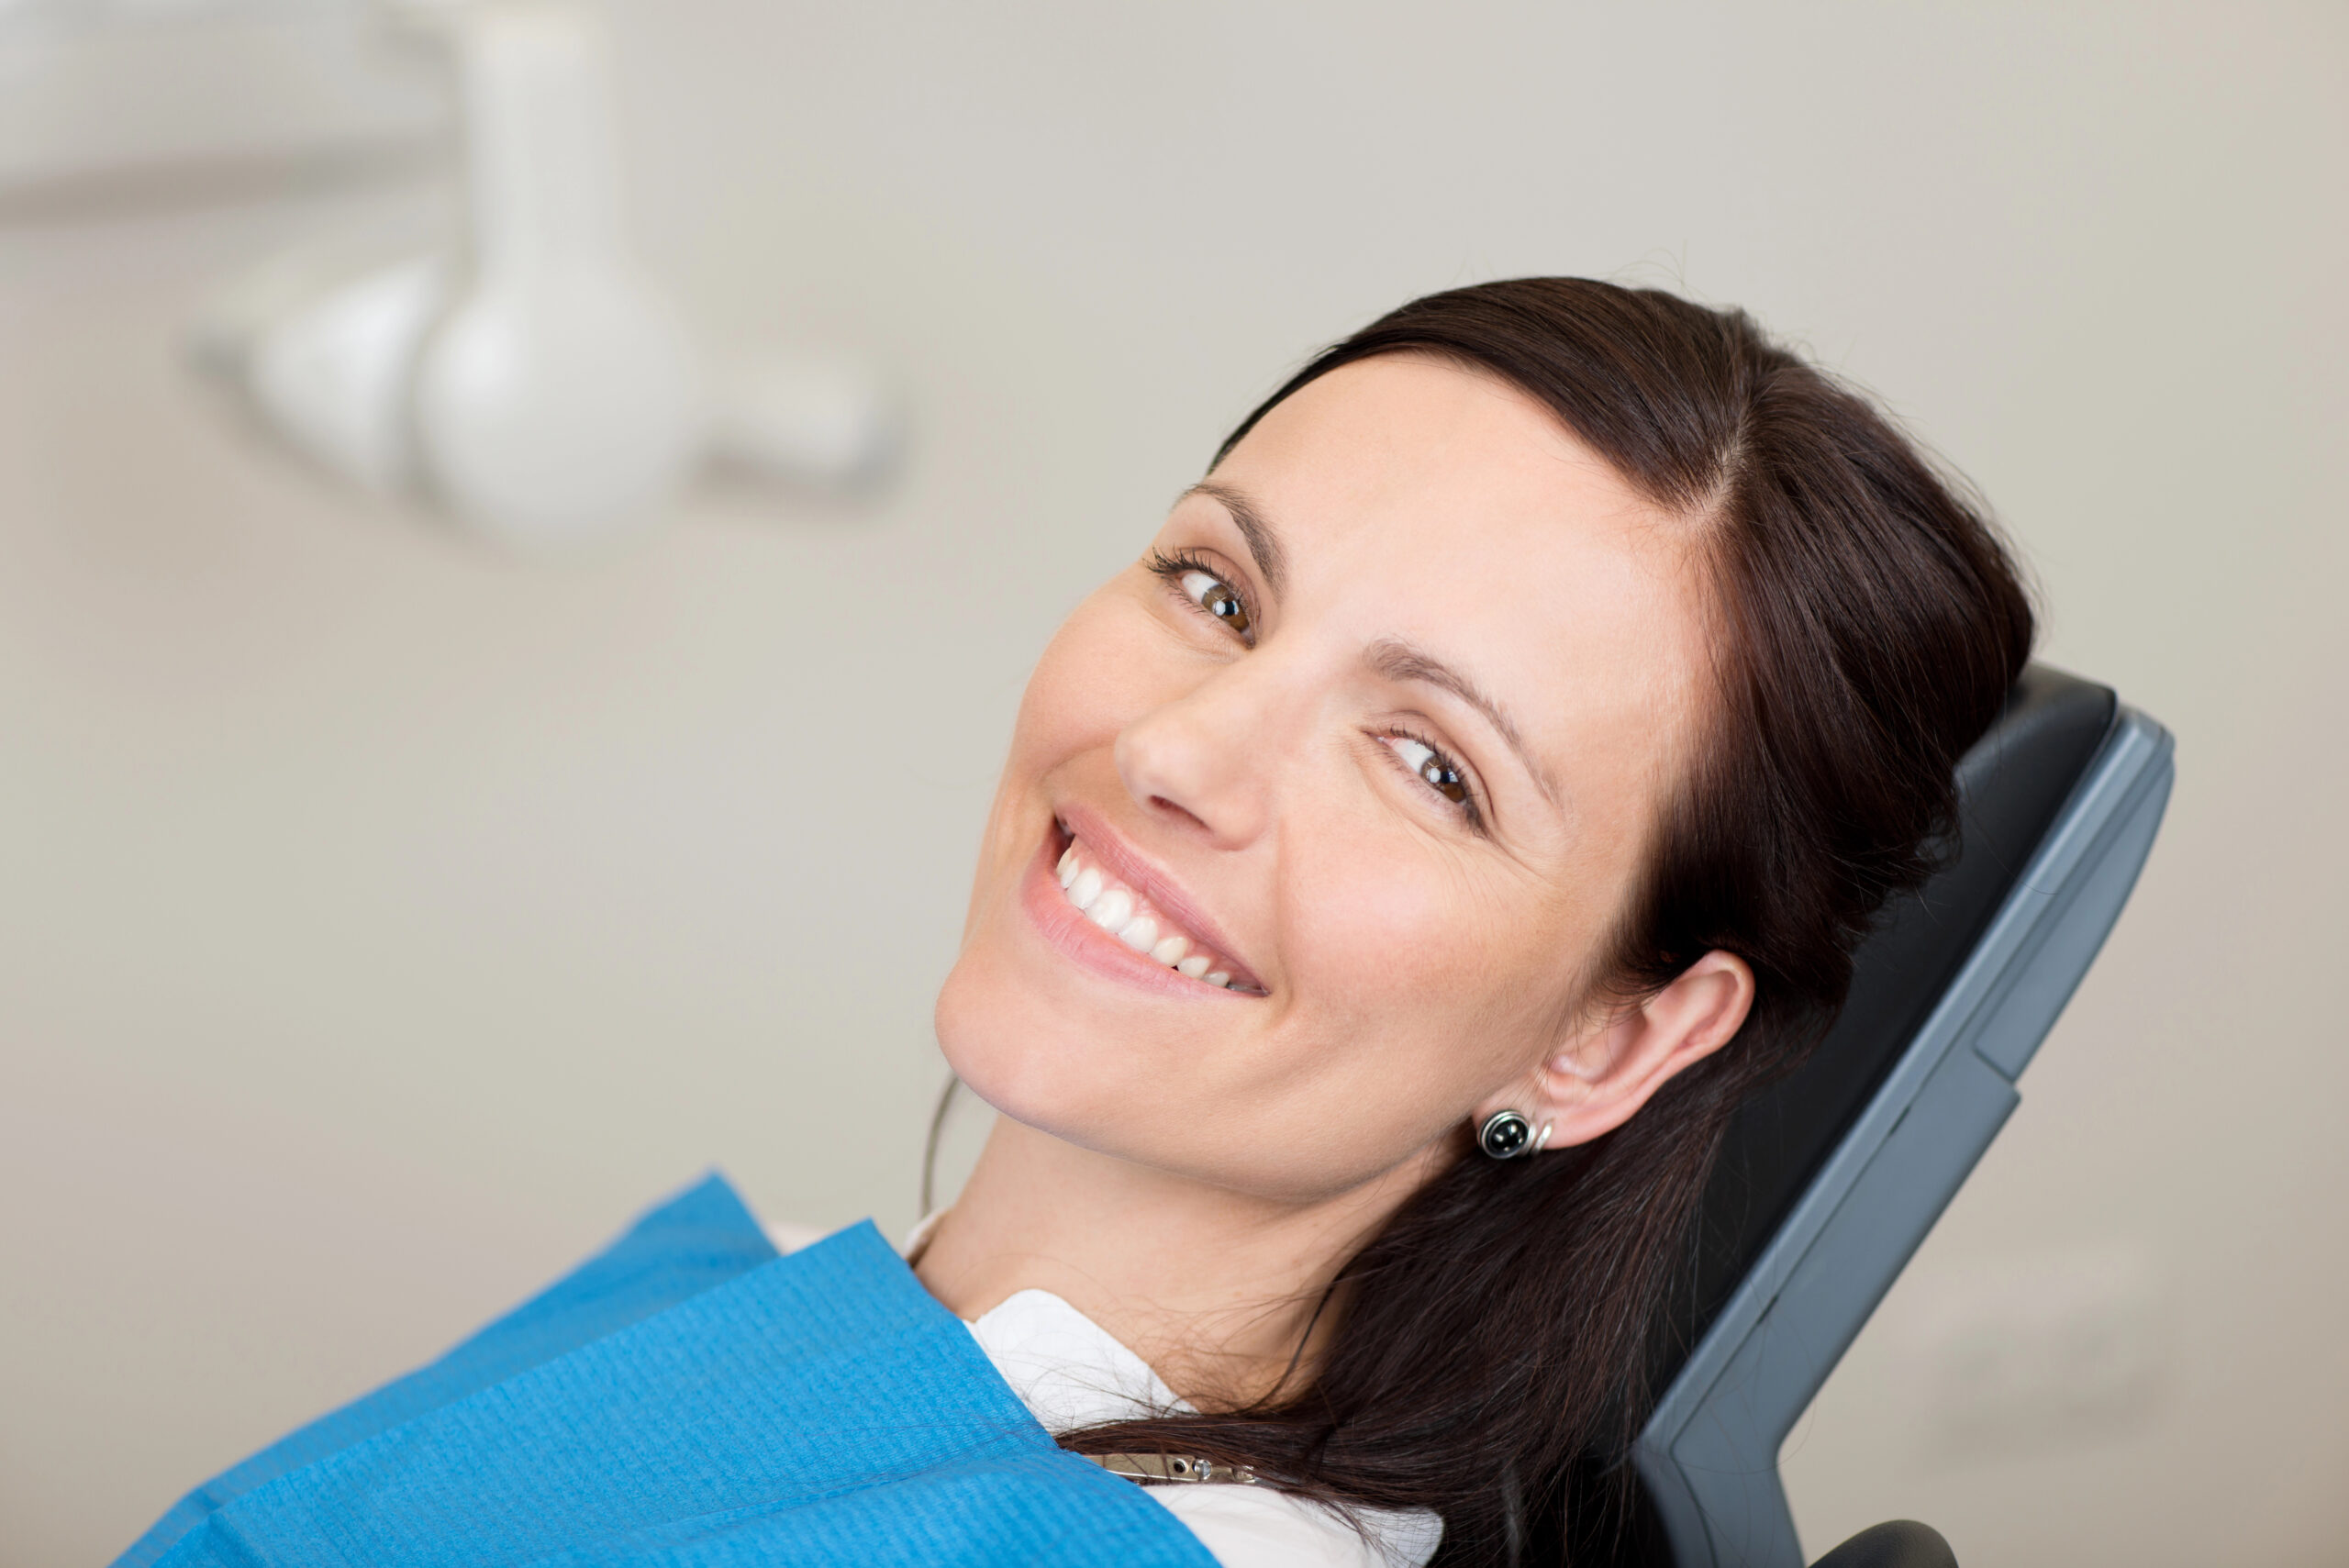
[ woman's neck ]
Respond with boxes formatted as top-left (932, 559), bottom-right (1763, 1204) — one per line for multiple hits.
top-left (914, 1113), bottom-right (1444, 1409)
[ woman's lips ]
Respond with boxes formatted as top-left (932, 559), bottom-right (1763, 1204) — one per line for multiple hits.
top-left (1018, 814), bottom-right (1265, 998)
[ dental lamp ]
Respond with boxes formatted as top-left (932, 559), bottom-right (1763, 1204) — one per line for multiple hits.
top-left (191, 0), bottom-right (893, 550)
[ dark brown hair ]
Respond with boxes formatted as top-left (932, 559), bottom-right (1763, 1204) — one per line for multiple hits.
top-left (1060, 278), bottom-right (2033, 1563)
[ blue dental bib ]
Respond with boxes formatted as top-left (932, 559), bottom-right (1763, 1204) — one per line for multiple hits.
top-left (117, 1176), bottom-right (1219, 1568)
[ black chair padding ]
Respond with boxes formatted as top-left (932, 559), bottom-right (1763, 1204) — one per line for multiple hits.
top-left (1655, 663), bottom-right (2117, 1391)
top-left (1806, 1520), bottom-right (1958, 1568)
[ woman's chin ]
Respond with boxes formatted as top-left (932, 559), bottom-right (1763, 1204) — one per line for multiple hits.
top-left (932, 942), bottom-right (1097, 1129)
top-left (933, 939), bottom-right (1217, 1177)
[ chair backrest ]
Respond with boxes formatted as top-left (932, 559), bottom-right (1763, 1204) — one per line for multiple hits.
top-left (1629, 664), bottom-right (2176, 1567)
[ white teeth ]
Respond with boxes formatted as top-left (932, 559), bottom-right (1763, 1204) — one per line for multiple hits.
top-left (1086, 888), bottom-right (1134, 932)
top-left (1056, 838), bottom-right (1249, 992)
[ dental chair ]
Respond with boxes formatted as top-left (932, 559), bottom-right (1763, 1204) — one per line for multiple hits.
top-left (1620, 664), bottom-right (2175, 1568)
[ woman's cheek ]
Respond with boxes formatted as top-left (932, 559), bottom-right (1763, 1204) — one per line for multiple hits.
top-left (1008, 588), bottom-right (1161, 768)
top-left (1290, 838), bottom-right (1564, 1100)
top-left (1292, 838), bottom-right (1480, 1006)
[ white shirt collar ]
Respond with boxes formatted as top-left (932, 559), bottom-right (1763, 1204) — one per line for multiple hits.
top-left (964, 1287), bottom-right (1197, 1432)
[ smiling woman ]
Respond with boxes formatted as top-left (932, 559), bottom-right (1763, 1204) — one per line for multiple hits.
top-left (120, 280), bottom-right (2031, 1568)
top-left (926, 280), bottom-right (2030, 1563)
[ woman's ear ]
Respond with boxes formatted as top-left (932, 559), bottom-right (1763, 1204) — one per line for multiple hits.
top-left (1509, 951), bottom-right (1755, 1150)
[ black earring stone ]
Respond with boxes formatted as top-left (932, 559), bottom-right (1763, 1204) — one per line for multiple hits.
top-left (1478, 1109), bottom-right (1534, 1160)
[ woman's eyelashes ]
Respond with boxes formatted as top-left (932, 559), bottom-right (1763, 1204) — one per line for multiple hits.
top-left (1146, 548), bottom-right (1254, 643)
top-left (1380, 728), bottom-right (1486, 828)
top-left (1143, 547), bottom-right (1484, 829)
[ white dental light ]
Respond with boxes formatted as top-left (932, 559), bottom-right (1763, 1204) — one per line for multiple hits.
top-left (194, 0), bottom-right (892, 550)
top-left (410, 1), bottom-right (701, 542)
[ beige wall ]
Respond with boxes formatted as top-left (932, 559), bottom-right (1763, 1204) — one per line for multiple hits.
top-left (3, 4), bottom-right (2343, 1563)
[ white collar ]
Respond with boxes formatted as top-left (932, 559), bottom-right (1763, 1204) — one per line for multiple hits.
top-left (964, 1287), bottom-right (1197, 1432)
top-left (903, 1211), bottom-right (1190, 1430)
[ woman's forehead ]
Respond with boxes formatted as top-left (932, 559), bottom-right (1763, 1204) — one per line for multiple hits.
top-left (1210, 356), bottom-right (1689, 595)
top-left (1226, 354), bottom-right (1636, 510)
top-left (1202, 354), bottom-right (1710, 761)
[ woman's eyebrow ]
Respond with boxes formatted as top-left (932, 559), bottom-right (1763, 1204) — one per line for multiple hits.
top-left (1180, 481), bottom-right (1287, 597)
top-left (1367, 636), bottom-right (1562, 806)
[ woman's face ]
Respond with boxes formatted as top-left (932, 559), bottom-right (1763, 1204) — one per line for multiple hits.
top-left (936, 353), bottom-right (1716, 1203)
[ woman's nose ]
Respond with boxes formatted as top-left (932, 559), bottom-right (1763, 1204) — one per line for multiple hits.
top-left (1111, 658), bottom-right (1297, 850)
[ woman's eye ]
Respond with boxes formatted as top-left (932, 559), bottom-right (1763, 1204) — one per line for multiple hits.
top-left (1179, 569), bottom-right (1252, 637)
top-left (1386, 735), bottom-right (1471, 806)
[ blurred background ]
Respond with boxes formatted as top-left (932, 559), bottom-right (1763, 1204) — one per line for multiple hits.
top-left (2, 2), bottom-right (2343, 1563)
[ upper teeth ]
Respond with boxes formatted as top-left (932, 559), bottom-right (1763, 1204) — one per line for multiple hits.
top-left (1056, 838), bottom-right (1243, 990)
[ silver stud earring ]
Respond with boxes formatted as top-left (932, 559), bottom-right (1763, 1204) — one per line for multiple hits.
top-left (1478, 1109), bottom-right (1535, 1160)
